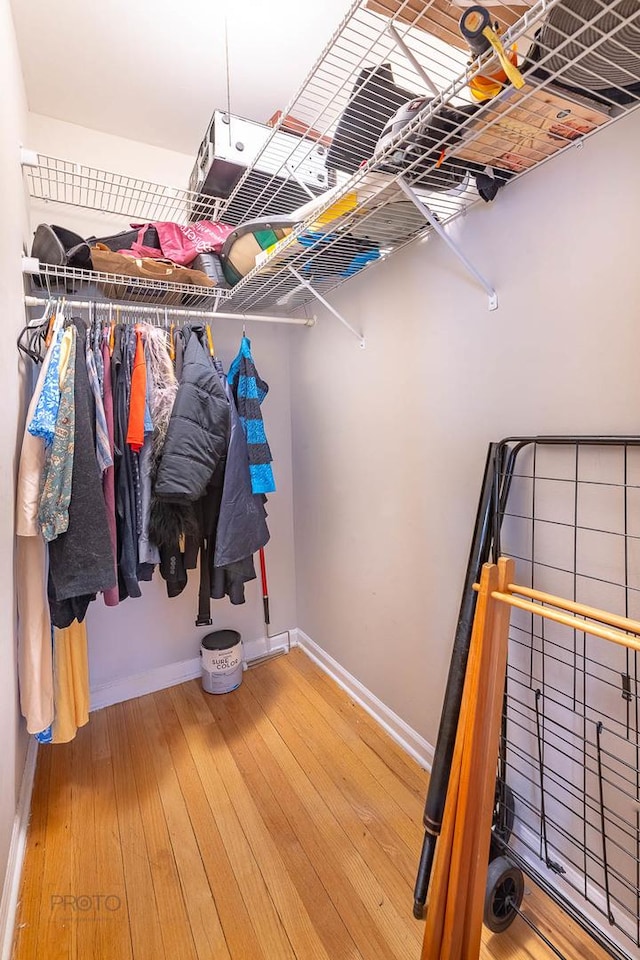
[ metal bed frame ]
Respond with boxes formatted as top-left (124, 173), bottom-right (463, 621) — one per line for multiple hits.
top-left (416, 436), bottom-right (640, 959)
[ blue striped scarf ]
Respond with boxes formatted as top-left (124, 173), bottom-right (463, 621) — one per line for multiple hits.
top-left (227, 336), bottom-right (275, 495)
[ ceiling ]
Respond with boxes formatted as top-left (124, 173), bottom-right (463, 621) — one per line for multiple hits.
top-left (11, 0), bottom-right (352, 157)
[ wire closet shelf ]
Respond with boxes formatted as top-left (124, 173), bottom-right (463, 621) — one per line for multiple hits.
top-left (23, 0), bottom-right (640, 317)
top-left (22, 261), bottom-right (229, 311)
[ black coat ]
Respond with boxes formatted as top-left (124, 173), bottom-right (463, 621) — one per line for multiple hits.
top-left (112, 325), bottom-right (142, 601)
top-left (154, 327), bottom-right (230, 503)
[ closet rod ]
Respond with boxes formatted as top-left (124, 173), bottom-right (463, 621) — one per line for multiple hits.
top-left (23, 295), bottom-right (314, 326)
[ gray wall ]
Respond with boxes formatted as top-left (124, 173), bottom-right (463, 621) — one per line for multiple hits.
top-left (289, 108), bottom-right (640, 748)
top-left (0, 0), bottom-right (30, 889)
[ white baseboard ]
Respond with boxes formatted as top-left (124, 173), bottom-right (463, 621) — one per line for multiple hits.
top-left (90, 630), bottom-right (293, 712)
top-left (0, 738), bottom-right (38, 960)
top-left (293, 629), bottom-right (434, 771)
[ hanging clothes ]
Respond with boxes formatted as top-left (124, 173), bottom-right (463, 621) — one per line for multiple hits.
top-left (27, 329), bottom-right (63, 445)
top-left (154, 325), bottom-right (230, 502)
top-left (38, 325), bottom-right (77, 543)
top-left (101, 338), bottom-right (119, 607)
top-left (112, 325), bottom-right (142, 600)
top-left (147, 326), bottom-right (190, 597)
top-left (211, 556), bottom-right (258, 604)
top-left (190, 460), bottom-right (226, 625)
top-left (213, 357), bottom-right (269, 567)
top-left (16, 342), bottom-right (61, 735)
top-left (51, 620), bottom-right (90, 744)
top-left (227, 335), bottom-right (276, 495)
top-left (173, 351), bottom-right (270, 623)
top-left (85, 334), bottom-right (112, 474)
top-left (16, 307), bottom-right (280, 739)
top-left (145, 325), bottom-right (179, 560)
top-left (152, 325), bottom-right (229, 610)
top-left (17, 340), bottom-right (57, 538)
top-left (16, 535), bottom-right (53, 734)
top-left (138, 419), bottom-right (160, 565)
top-left (126, 326), bottom-right (147, 453)
top-left (91, 310), bottom-right (104, 391)
top-left (48, 319), bottom-right (116, 628)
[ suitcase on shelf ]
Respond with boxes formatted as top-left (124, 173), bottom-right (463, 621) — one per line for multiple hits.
top-left (189, 111), bottom-right (332, 224)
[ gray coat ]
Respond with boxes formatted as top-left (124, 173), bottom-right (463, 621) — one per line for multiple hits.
top-left (213, 361), bottom-right (269, 567)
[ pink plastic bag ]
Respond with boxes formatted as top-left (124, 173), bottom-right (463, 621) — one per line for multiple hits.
top-left (114, 225), bottom-right (163, 260)
top-left (151, 220), bottom-right (234, 266)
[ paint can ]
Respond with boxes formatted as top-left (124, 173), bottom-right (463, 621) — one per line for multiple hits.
top-left (201, 630), bottom-right (243, 695)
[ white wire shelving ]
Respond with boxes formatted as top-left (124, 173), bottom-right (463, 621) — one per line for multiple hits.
top-left (21, 260), bottom-right (229, 310)
top-left (22, 0), bottom-right (640, 324)
top-left (23, 151), bottom-right (225, 224)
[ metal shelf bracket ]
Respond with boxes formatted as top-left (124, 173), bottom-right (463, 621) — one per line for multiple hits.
top-left (20, 147), bottom-right (39, 168)
top-left (288, 267), bottom-right (365, 348)
top-left (21, 255), bottom-right (40, 275)
top-left (398, 179), bottom-right (498, 311)
top-left (386, 23), bottom-right (439, 97)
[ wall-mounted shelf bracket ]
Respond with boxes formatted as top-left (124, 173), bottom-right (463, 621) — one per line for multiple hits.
top-left (20, 147), bottom-right (39, 168)
top-left (21, 256), bottom-right (40, 275)
top-left (386, 23), bottom-right (439, 97)
top-left (285, 162), bottom-right (317, 200)
top-left (397, 178), bottom-right (498, 311)
top-left (287, 267), bottom-right (365, 348)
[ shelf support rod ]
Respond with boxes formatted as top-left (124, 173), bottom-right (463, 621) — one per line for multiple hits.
top-left (23, 295), bottom-right (314, 327)
top-left (285, 162), bottom-right (316, 200)
top-left (288, 267), bottom-right (365, 347)
top-left (386, 24), bottom-right (439, 97)
top-left (397, 178), bottom-right (498, 310)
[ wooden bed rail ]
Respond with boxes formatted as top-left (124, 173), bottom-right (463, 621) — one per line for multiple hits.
top-left (473, 579), bottom-right (640, 653)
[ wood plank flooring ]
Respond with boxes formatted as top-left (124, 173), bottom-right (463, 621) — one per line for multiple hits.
top-left (12, 648), bottom-right (611, 960)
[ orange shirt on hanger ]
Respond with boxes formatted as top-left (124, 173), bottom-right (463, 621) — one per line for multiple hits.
top-left (126, 326), bottom-right (147, 453)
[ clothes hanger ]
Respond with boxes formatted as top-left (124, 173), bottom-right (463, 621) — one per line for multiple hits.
top-left (108, 303), bottom-right (116, 355)
top-left (89, 301), bottom-right (99, 346)
top-left (44, 297), bottom-right (59, 348)
top-left (206, 323), bottom-right (215, 358)
top-left (26, 297), bottom-right (53, 329)
top-left (17, 297), bottom-right (54, 361)
top-left (47, 298), bottom-right (65, 344)
top-left (167, 307), bottom-right (176, 361)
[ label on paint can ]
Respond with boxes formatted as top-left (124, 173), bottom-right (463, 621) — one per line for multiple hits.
top-left (201, 641), bottom-right (243, 694)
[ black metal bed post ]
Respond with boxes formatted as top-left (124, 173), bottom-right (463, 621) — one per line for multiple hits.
top-left (412, 442), bottom-right (501, 917)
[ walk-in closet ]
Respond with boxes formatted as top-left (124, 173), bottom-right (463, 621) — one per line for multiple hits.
top-left (2, 2), bottom-right (640, 959)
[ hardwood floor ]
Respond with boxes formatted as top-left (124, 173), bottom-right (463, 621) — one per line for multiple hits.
top-left (13, 648), bottom-right (611, 960)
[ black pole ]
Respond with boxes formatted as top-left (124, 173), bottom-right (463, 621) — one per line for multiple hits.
top-left (413, 442), bottom-right (500, 918)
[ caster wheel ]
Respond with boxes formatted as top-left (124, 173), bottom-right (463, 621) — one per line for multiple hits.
top-left (483, 856), bottom-right (524, 933)
top-left (493, 782), bottom-right (515, 846)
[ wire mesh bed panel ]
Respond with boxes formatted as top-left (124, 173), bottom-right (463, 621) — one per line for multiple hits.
top-left (494, 437), bottom-right (640, 959)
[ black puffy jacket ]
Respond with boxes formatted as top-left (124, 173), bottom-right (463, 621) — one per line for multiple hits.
top-left (154, 327), bottom-right (230, 502)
